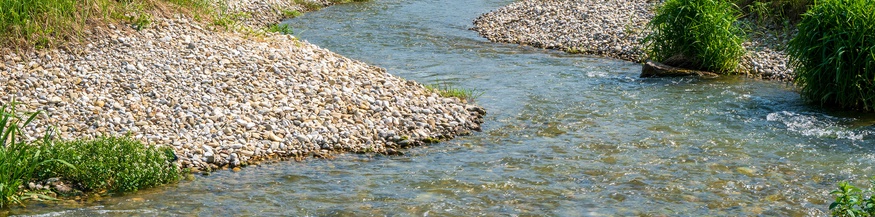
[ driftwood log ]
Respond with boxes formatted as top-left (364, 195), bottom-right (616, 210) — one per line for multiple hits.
top-left (640, 60), bottom-right (719, 78)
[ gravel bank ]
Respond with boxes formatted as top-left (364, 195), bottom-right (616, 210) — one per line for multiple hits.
top-left (0, 0), bottom-right (485, 171)
top-left (472, 0), bottom-right (793, 81)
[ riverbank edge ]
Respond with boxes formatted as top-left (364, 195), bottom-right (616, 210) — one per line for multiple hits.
top-left (0, 0), bottom-right (486, 201)
top-left (471, 0), bottom-right (794, 81)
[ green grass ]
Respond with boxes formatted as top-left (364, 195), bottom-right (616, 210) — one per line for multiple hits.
top-left (1, 0), bottom-right (101, 49)
top-left (643, 0), bottom-right (747, 74)
top-left (787, 0), bottom-right (875, 111)
top-left (0, 0), bottom-right (219, 49)
top-left (425, 83), bottom-right (480, 102)
top-left (0, 0), bottom-right (368, 49)
top-left (266, 23), bottom-right (294, 35)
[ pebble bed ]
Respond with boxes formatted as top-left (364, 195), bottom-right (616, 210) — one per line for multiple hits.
top-left (0, 0), bottom-right (485, 171)
top-left (472, 0), bottom-right (794, 81)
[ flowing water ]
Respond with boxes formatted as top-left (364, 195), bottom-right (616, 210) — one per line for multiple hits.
top-left (11, 0), bottom-right (875, 216)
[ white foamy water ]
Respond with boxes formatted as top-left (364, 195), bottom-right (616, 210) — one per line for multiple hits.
top-left (767, 111), bottom-right (870, 140)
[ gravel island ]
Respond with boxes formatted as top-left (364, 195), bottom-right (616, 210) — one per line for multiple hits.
top-left (472, 0), bottom-right (794, 81)
top-left (0, 0), bottom-right (485, 171)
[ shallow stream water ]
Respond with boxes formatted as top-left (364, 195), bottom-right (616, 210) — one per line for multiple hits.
top-left (11, 0), bottom-right (875, 216)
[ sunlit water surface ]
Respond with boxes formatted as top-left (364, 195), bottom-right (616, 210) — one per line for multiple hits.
top-left (11, 0), bottom-right (875, 216)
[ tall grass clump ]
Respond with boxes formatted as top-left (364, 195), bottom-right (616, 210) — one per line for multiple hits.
top-left (0, 102), bottom-right (61, 207)
top-left (644, 0), bottom-right (747, 73)
top-left (0, 103), bottom-right (39, 207)
top-left (37, 136), bottom-right (180, 193)
top-left (787, 0), bottom-right (875, 111)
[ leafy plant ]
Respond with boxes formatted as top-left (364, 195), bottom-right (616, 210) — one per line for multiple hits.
top-left (643, 0), bottom-right (747, 74)
top-left (130, 13), bottom-right (153, 31)
top-left (787, 0), bottom-right (875, 111)
top-left (830, 179), bottom-right (875, 217)
top-left (37, 136), bottom-right (180, 193)
top-left (1, 99), bottom-right (178, 208)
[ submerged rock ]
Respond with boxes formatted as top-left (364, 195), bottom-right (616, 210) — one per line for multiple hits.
top-left (736, 167), bottom-right (757, 177)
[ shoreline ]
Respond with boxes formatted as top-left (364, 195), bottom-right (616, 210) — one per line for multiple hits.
top-left (0, 0), bottom-right (485, 172)
top-left (471, 0), bottom-right (794, 81)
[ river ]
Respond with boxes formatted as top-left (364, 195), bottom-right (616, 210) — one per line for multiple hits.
top-left (11, 0), bottom-right (875, 216)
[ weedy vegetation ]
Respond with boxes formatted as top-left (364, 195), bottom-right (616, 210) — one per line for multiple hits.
top-left (425, 83), bottom-right (480, 102)
top-left (36, 136), bottom-right (180, 193)
top-left (735, 0), bottom-right (812, 24)
top-left (644, 0), bottom-right (747, 74)
top-left (266, 23), bottom-right (295, 35)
